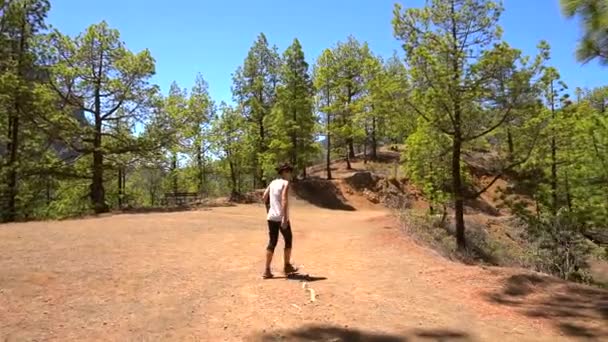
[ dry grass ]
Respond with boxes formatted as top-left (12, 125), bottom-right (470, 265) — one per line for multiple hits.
top-left (400, 209), bottom-right (531, 268)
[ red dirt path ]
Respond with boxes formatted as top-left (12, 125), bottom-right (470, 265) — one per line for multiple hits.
top-left (0, 198), bottom-right (606, 341)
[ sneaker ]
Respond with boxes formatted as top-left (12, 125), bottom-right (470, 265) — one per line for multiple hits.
top-left (284, 263), bottom-right (298, 274)
top-left (262, 269), bottom-right (274, 279)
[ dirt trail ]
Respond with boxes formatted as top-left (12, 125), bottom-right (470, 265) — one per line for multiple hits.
top-left (0, 198), bottom-right (606, 341)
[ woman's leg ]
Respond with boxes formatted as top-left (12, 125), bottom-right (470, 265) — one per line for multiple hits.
top-left (265, 221), bottom-right (280, 276)
top-left (279, 222), bottom-right (296, 272)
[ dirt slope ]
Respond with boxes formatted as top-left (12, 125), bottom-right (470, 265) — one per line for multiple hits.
top-left (1, 197), bottom-right (606, 341)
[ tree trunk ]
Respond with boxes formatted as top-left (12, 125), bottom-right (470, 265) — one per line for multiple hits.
top-left (171, 152), bottom-right (178, 194)
top-left (291, 108), bottom-right (297, 171)
top-left (5, 110), bottom-right (19, 222)
top-left (347, 138), bottom-right (355, 159)
top-left (197, 144), bottom-right (204, 195)
top-left (149, 182), bottom-right (156, 206)
top-left (507, 128), bottom-right (514, 156)
top-left (91, 39), bottom-right (109, 214)
top-left (451, 1), bottom-right (466, 251)
top-left (453, 135), bottom-right (466, 251)
top-left (565, 171), bottom-right (572, 211)
top-left (429, 161), bottom-right (435, 215)
top-left (326, 112), bottom-right (332, 180)
top-left (46, 176), bottom-right (52, 206)
top-left (258, 118), bottom-right (266, 188)
top-left (229, 160), bottom-right (237, 195)
top-left (550, 80), bottom-right (558, 215)
top-left (90, 128), bottom-right (107, 213)
top-left (90, 94), bottom-right (108, 214)
top-left (118, 167), bottom-right (123, 209)
top-left (345, 149), bottom-right (352, 170)
top-left (371, 115), bottom-right (378, 160)
top-left (3, 12), bottom-right (29, 222)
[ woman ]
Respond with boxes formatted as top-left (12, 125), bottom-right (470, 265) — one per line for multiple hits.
top-left (261, 163), bottom-right (298, 279)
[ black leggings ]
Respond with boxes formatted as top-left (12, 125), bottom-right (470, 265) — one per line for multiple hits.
top-left (266, 220), bottom-right (293, 252)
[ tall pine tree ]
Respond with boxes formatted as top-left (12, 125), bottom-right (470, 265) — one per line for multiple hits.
top-left (269, 38), bottom-right (316, 178)
top-left (313, 48), bottom-right (338, 180)
top-left (188, 73), bottom-right (214, 195)
top-left (394, 0), bottom-right (544, 250)
top-left (0, 0), bottom-right (51, 221)
top-left (46, 21), bottom-right (157, 213)
top-left (232, 33), bottom-right (280, 188)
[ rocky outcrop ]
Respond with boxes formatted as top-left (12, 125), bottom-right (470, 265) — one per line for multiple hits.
top-left (344, 171), bottom-right (411, 210)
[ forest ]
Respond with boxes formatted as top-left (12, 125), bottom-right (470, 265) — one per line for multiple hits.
top-left (1, 0), bottom-right (607, 282)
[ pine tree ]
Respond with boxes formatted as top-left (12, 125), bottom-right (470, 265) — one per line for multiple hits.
top-left (313, 48), bottom-right (338, 180)
top-left (393, 0), bottom-right (544, 250)
top-left (188, 74), bottom-right (214, 195)
top-left (331, 36), bottom-right (372, 168)
top-left (164, 81), bottom-right (189, 195)
top-left (269, 38), bottom-right (316, 178)
top-left (363, 53), bottom-right (411, 159)
top-left (45, 21), bottom-right (157, 213)
top-left (539, 67), bottom-right (572, 213)
top-left (0, 0), bottom-right (51, 221)
top-left (561, 0), bottom-right (608, 64)
top-left (212, 103), bottom-right (250, 197)
top-left (232, 33), bottom-right (280, 188)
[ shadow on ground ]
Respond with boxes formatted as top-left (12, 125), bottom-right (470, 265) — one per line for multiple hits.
top-left (464, 197), bottom-right (500, 217)
top-left (115, 202), bottom-right (236, 216)
top-left (486, 273), bottom-right (608, 339)
top-left (293, 178), bottom-right (356, 211)
top-left (251, 324), bottom-right (473, 341)
top-left (267, 273), bottom-right (327, 282)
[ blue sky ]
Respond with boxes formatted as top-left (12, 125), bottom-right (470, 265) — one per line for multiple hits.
top-left (48, 0), bottom-right (602, 104)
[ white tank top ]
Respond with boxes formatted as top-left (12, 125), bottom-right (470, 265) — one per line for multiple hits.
top-left (266, 179), bottom-right (289, 222)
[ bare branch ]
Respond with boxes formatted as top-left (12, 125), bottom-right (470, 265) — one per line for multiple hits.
top-left (101, 98), bottom-right (125, 120)
top-left (463, 106), bottom-right (512, 141)
top-left (404, 94), bottom-right (455, 136)
top-left (466, 119), bottom-right (543, 199)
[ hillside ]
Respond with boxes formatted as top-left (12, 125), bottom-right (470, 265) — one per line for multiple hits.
top-left (295, 147), bottom-right (608, 285)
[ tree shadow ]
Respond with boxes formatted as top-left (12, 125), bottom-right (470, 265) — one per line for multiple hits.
top-left (252, 324), bottom-right (473, 341)
top-left (114, 202), bottom-right (235, 216)
top-left (486, 273), bottom-right (608, 339)
top-left (411, 328), bottom-right (471, 341)
top-left (293, 178), bottom-right (356, 211)
top-left (464, 197), bottom-right (500, 217)
top-left (441, 219), bottom-right (502, 266)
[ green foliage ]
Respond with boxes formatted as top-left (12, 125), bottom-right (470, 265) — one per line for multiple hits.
top-left (393, 0), bottom-right (546, 250)
top-left (404, 118), bottom-right (451, 211)
top-left (561, 0), bottom-right (608, 64)
top-left (45, 179), bottom-right (91, 218)
top-left (211, 103), bottom-right (252, 195)
top-left (267, 38), bottom-right (317, 176)
top-left (330, 36), bottom-right (372, 159)
top-left (524, 209), bottom-right (595, 282)
top-left (45, 20), bottom-right (158, 213)
top-left (187, 74), bottom-right (214, 194)
top-left (366, 54), bottom-right (412, 144)
top-left (0, 0), bottom-right (55, 221)
top-left (232, 33), bottom-right (280, 187)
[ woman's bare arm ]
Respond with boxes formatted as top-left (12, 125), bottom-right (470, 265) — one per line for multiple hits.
top-left (262, 186), bottom-right (270, 203)
top-left (281, 181), bottom-right (290, 225)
